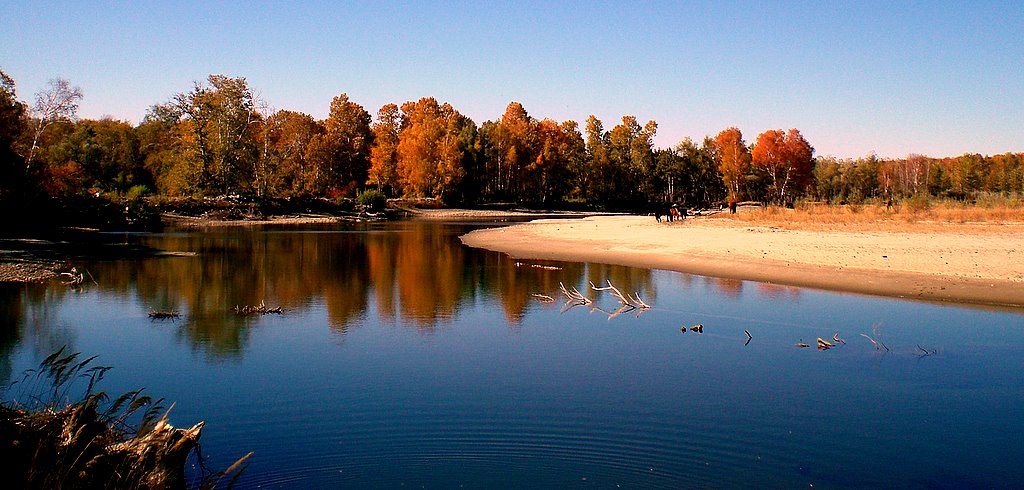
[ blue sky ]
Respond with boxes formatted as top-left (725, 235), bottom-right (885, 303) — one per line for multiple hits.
top-left (1, 1), bottom-right (1021, 158)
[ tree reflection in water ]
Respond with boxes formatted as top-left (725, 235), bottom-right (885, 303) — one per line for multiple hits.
top-left (5, 222), bottom-right (664, 358)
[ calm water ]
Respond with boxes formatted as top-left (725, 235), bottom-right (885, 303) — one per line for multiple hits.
top-left (2, 221), bottom-right (1023, 488)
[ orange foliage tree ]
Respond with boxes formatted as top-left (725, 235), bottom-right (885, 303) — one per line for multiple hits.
top-left (304, 93), bottom-right (372, 197)
top-left (751, 128), bottom-right (814, 204)
top-left (713, 127), bottom-right (751, 203)
top-left (366, 103), bottom-right (401, 196)
top-left (396, 97), bottom-right (474, 200)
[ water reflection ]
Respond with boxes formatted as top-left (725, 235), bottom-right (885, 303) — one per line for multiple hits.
top-left (4, 223), bottom-right (1024, 488)
top-left (756, 282), bottom-right (802, 301)
top-left (4, 222), bottom-right (665, 358)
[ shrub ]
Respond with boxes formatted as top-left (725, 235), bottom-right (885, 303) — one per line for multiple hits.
top-left (125, 185), bottom-right (151, 201)
top-left (357, 189), bottom-right (387, 212)
top-left (904, 194), bottom-right (932, 213)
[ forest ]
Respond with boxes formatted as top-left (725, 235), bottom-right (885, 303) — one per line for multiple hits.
top-left (2, 70), bottom-right (1023, 225)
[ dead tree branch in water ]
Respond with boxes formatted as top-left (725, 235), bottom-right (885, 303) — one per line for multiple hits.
top-left (515, 262), bottom-right (562, 271)
top-left (861, 324), bottom-right (890, 352)
top-left (148, 311), bottom-right (180, 320)
top-left (559, 282), bottom-right (592, 308)
top-left (590, 280), bottom-right (652, 311)
top-left (232, 300), bottom-right (284, 316)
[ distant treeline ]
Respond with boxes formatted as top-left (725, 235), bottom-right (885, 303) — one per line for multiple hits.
top-left (2, 71), bottom-right (1022, 215)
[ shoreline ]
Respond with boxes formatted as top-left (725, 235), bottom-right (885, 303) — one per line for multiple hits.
top-left (460, 215), bottom-right (1024, 309)
top-left (0, 209), bottom-right (598, 282)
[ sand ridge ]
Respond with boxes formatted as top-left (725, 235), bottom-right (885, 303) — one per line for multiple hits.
top-left (460, 215), bottom-right (1024, 308)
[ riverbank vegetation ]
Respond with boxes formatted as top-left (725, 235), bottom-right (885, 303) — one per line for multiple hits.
top-left (1, 69), bottom-right (1022, 231)
top-left (714, 195), bottom-right (1024, 231)
top-left (0, 348), bottom-right (247, 488)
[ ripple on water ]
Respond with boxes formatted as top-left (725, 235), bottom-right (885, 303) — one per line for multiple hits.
top-left (215, 404), bottom-right (794, 488)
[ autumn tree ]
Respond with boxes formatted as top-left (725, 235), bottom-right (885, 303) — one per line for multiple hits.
top-left (497, 102), bottom-right (533, 200)
top-left (367, 103), bottom-right (401, 196)
top-left (894, 154), bottom-right (931, 197)
top-left (304, 93), bottom-right (373, 197)
top-left (396, 97), bottom-right (475, 200)
top-left (751, 128), bottom-right (814, 204)
top-left (983, 153), bottom-right (1024, 193)
top-left (475, 102), bottom-right (534, 202)
top-left (437, 105), bottom-right (477, 203)
top-left (474, 120), bottom-right (502, 200)
top-left (713, 127), bottom-right (751, 203)
top-left (260, 110), bottom-right (321, 197)
top-left (525, 118), bottom-right (580, 204)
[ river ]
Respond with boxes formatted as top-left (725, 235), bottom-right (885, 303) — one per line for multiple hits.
top-left (1, 220), bottom-right (1022, 488)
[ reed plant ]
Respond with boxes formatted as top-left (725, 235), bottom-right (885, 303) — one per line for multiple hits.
top-left (0, 347), bottom-right (248, 489)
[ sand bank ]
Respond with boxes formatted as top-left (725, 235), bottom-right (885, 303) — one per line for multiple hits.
top-left (460, 215), bottom-right (1024, 308)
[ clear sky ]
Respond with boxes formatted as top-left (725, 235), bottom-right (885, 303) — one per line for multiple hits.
top-left (1, 1), bottom-right (1021, 159)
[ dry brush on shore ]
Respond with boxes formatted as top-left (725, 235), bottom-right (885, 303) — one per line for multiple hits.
top-left (0, 348), bottom-right (249, 489)
top-left (710, 198), bottom-right (1024, 230)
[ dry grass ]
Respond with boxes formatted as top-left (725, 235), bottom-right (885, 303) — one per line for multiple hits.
top-left (1, 348), bottom-right (248, 489)
top-left (707, 198), bottom-right (1024, 233)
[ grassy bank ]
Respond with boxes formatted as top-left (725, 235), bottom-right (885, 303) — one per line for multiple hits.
top-left (711, 197), bottom-right (1024, 231)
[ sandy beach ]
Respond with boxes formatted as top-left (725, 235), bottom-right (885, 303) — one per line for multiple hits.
top-left (461, 214), bottom-right (1024, 308)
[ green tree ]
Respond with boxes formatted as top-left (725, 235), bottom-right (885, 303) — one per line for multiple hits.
top-left (582, 115), bottom-right (611, 206)
top-left (680, 137), bottom-right (725, 206)
top-left (606, 116), bottom-right (657, 207)
top-left (26, 78), bottom-right (83, 169)
top-left (813, 156), bottom-right (843, 202)
top-left (950, 153), bottom-right (982, 197)
top-left (171, 75), bottom-right (259, 195)
top-left (0, 69), bottom-right (27, 200)
top-left (137, 104), bottom-right (185, 196)
top-left (45, 119), bottom-right (147, 196)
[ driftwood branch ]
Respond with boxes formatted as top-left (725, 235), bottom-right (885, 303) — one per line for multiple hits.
top-left (515, 262), bottom-right (562, 271)
top-left (559, 282), bottom-right (593, 314)
top-left (148, 311), bottom-right (180, 320)
top-left (590, 280), bottom-right (652, 311)
top-left (531, 293), bottom-right (555, 304)
top-left (232, 300), bottom-right (283, 316)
